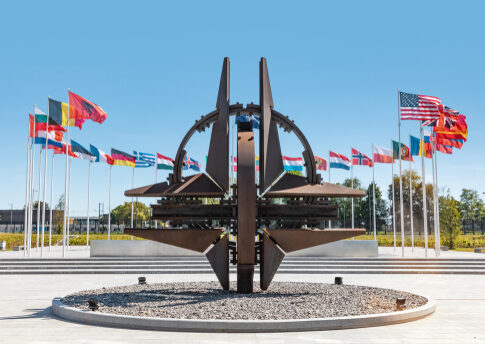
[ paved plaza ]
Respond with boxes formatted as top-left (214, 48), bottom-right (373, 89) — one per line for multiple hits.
top-left (0, 263), bottom-right (484, 343)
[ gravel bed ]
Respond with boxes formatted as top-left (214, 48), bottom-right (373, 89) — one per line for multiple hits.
top-left (61, 282), bottom-right (427, 320)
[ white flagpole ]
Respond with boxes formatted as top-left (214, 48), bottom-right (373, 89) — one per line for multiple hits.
top-left (108, 165), bottom-right (112, 239)
top-left (86, 161), bottom-right (91, 247)
top-left (431, 140), bottom-right (439, 257)
top-left (67, 156), bottom-right (72, 250)
top-left (28, 117), bottom-right (36, 256)
top-left (62, 94), bottom-right (70, 257)
top-left (49, 151), bottom-right (54, 251)
top-left (435, 150), bottom-right (441, 256)
top-left (328, 151), bottom-right (331, 229)
top-left (40, 101), bottom-right (50, 258)
top-left (155, 162), bottom-right (158, 229)
top-left (420, 123), bottom-right (428, 257)
top-left (351, 162), bottom-right (354, 229)
top-left (391, 147), bottom-right (396, 252)
top-left (131, 166), bottom-right (135, 228)
top-left (372, 145), bottom-right (376, 240)
top-left (409, 157), bottom-right (414, 252)
top-left (36, 147), bottom-right (42, 252)
top-left (397, 90), bottom-right (405, 257)
top-left (24, 118), bottom-right (32, 256)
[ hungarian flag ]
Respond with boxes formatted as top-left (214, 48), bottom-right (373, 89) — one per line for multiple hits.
top-left (351, 148), bottom-right (373, 167)
top-left (373, 145), bottom-right (393, 164)
top-left (314, 156), bottom-right (327, 171)
top-left (90, 145), bottom-right (114, 165)
top-left (111, 148), bottom-right (136, 167)
top-left (68, 91), bottom-right (108, 129)
top-left (392, 140), bottom-right (413, 162)
top-left (282, 156), bottom-right (303, 171)
top-left (157, 153), bottom-right (174, 170)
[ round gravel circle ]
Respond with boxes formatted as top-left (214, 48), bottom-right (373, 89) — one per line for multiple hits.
top-left (61, 282), bottom-right (427, 320)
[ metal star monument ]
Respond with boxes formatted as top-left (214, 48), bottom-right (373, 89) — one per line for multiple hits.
top-left (125, 58), bottom-right (365, 293)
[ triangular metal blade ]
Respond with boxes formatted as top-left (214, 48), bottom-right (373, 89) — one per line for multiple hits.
top-left (206, 57), bottom-right (230, 192)
top-left (259, 57), bottom-right (283, 192)
top-left (205, 235), bottom-right (229, 290)
top-left (260, 234), bottom-right (285, 290)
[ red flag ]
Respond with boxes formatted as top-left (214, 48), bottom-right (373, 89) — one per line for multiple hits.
top-left (29, 114), bottom-right (35, 138)
top-left (68, 91), bottom-right (107, 129)
top-left (314, 156), bottom-right (327, 171)
top-left (436, 144), bottom-right (453, 154)
top-left (54, 144), bottom-right (78, 158)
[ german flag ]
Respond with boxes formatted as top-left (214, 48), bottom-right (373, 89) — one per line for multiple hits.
top-left (111, 148), bottom-right (135, 167)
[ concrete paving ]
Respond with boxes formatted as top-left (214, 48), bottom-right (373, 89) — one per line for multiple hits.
top-left (0, 273), bottom-right (484, 343)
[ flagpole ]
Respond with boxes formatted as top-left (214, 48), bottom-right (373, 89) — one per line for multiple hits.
top-left (155, 162), bottom-right (158, 229)
top-left (328, 151), bottom-right (331, 229)
top-left (408, 133), bottom-right (414, 250)
top-left (420, 123), bottom-right (428, 257)
top-left (86, 161), bottom-right (91, 247)
top-left (49, 151), bottom-right (54, 251)
top-left (351, 162), bottom-right (354, 229)
top-left (391, 144), bottom-right (396, 252)
top-left (431, 139), bottom-right (438, 257)
top-left (372, 145), bottom-right (376, 240)
top-left (67, 156), bottom-right (72, 250)
top-left (409, 158), bottom-right (414, 252)
top-left (36, 147), bottom-right (42, 252)
top-left (24, 118), bottom-right (31, 256)
top-left (108, 165), bottom-right (112, 239)
top-left (397, 90), bottom-right (405, 257)
top-left (40, 101), bottom-right (50, 258)
top-left (435, 149), bottom-right (441, 257)
top-left (131, 166), bottom-right (135, 228)
top-left (62, 93), bottom-right (70, 258)
top-left (28, 111), bottom-right (36, 256)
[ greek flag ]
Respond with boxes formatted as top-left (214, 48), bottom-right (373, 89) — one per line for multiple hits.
top-left (133, 151), bottom-right (155, 168)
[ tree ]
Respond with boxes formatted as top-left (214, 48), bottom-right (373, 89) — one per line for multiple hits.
top-left (53, 194), bottom-right (65, 234)
top-left (335, 178), bottom-right (365, 229)
top-left (111, 202), bottom-right (150, 226)
top-left (459, 189), bottom-right (484, 234)
top-left (439, 193), bottom-right (461, 249)
top-left (360, 182), bottom-right (388, 234)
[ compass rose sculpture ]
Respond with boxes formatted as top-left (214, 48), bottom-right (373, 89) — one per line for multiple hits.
top-left (125, 58), bottom-right (365, 293)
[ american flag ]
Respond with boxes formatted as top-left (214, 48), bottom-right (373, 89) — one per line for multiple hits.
top-left (400, 91), bottom-right (441, 121)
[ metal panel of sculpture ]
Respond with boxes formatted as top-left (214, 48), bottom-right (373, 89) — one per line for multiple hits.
top-left (125, 58), bottom-right (366, 293)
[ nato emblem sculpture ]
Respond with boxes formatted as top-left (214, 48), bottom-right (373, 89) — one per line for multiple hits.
top-left (125, 58), bottom-right (365, 293)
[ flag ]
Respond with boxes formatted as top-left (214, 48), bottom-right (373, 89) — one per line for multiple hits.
top-left (314, 156), bottom-right (327, 171)
top-left (29, 114), bottom-right (35, 138)
top-left (30, 112), bottom-right (65, 135)
top-left (90, 145), bottom-right (114, 165)
top-left (111, 148), bottom-right (136, 167)
top-left (410, 136), bottom-right (421, 156)
top-left (70, 140), bottom-right (96, 161)
top-left (351, 148), bottom-right (373, 167)
top-left (157, 153), bottom-right (174, 170)
top-left (68, 91), bottom-right (108, 129)
top-left (436, 144), bottom-right (453, 154)
top-left (399, 91), bottom-right (441, 121)
top-left (373, 145), bottom-right (393, 164)
top-left (134, 151), bottom-right (155, 168)
top-left (54, 144), bottom-right (78, 158)
top-left (34, 137), bottom-right (63, 149)
top-left (235, 114), bottom-right (259, 129)
top-left (434, 108), bottom-right (468, 141)
top-left (436, 137), bottom-right (463, 149)
top-left (282, 156), bottom-right (303, 171)
top-left (329, 151), bottom-right (351, 170)
top-left (49, 98), bottom-right (74, 127)
top-left (35, 129), bottom-right (63, 142)
top-left (183, 156), bottom-right (201, 171)
top-left (392, 140), bottom-right (413, 162)
top-left (422, 134), bottom-right (433, 158)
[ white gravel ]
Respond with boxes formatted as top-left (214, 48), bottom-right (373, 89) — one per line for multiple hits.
top-left (61, 282), bottom-right (427, 320)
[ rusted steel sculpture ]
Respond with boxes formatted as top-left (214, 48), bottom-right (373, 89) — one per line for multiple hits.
top-left (125, 58), bottom-right (365, 293)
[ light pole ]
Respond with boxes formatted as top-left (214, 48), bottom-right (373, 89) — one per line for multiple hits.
top-left (8, 203), bottom-right (13, 225)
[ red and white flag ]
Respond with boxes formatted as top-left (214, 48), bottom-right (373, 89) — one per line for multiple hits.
top-left (373, 145), bottom-right (393, 164)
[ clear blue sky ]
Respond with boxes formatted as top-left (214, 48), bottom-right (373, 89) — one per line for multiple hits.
top-left (1, 0), bottom-right (483, 216)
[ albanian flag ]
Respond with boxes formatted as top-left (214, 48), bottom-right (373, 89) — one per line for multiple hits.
top-left (68, 91), bottom-right (107, 129)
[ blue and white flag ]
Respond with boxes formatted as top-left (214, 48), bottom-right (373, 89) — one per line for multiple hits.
top-left (134, 151), bottom-right (155, 168)
top-left (235, 114), bottom-right (259, 129)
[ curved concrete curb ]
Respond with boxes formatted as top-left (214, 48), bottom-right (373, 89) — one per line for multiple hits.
top-left (52, 296), bottom-right (436, 333)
